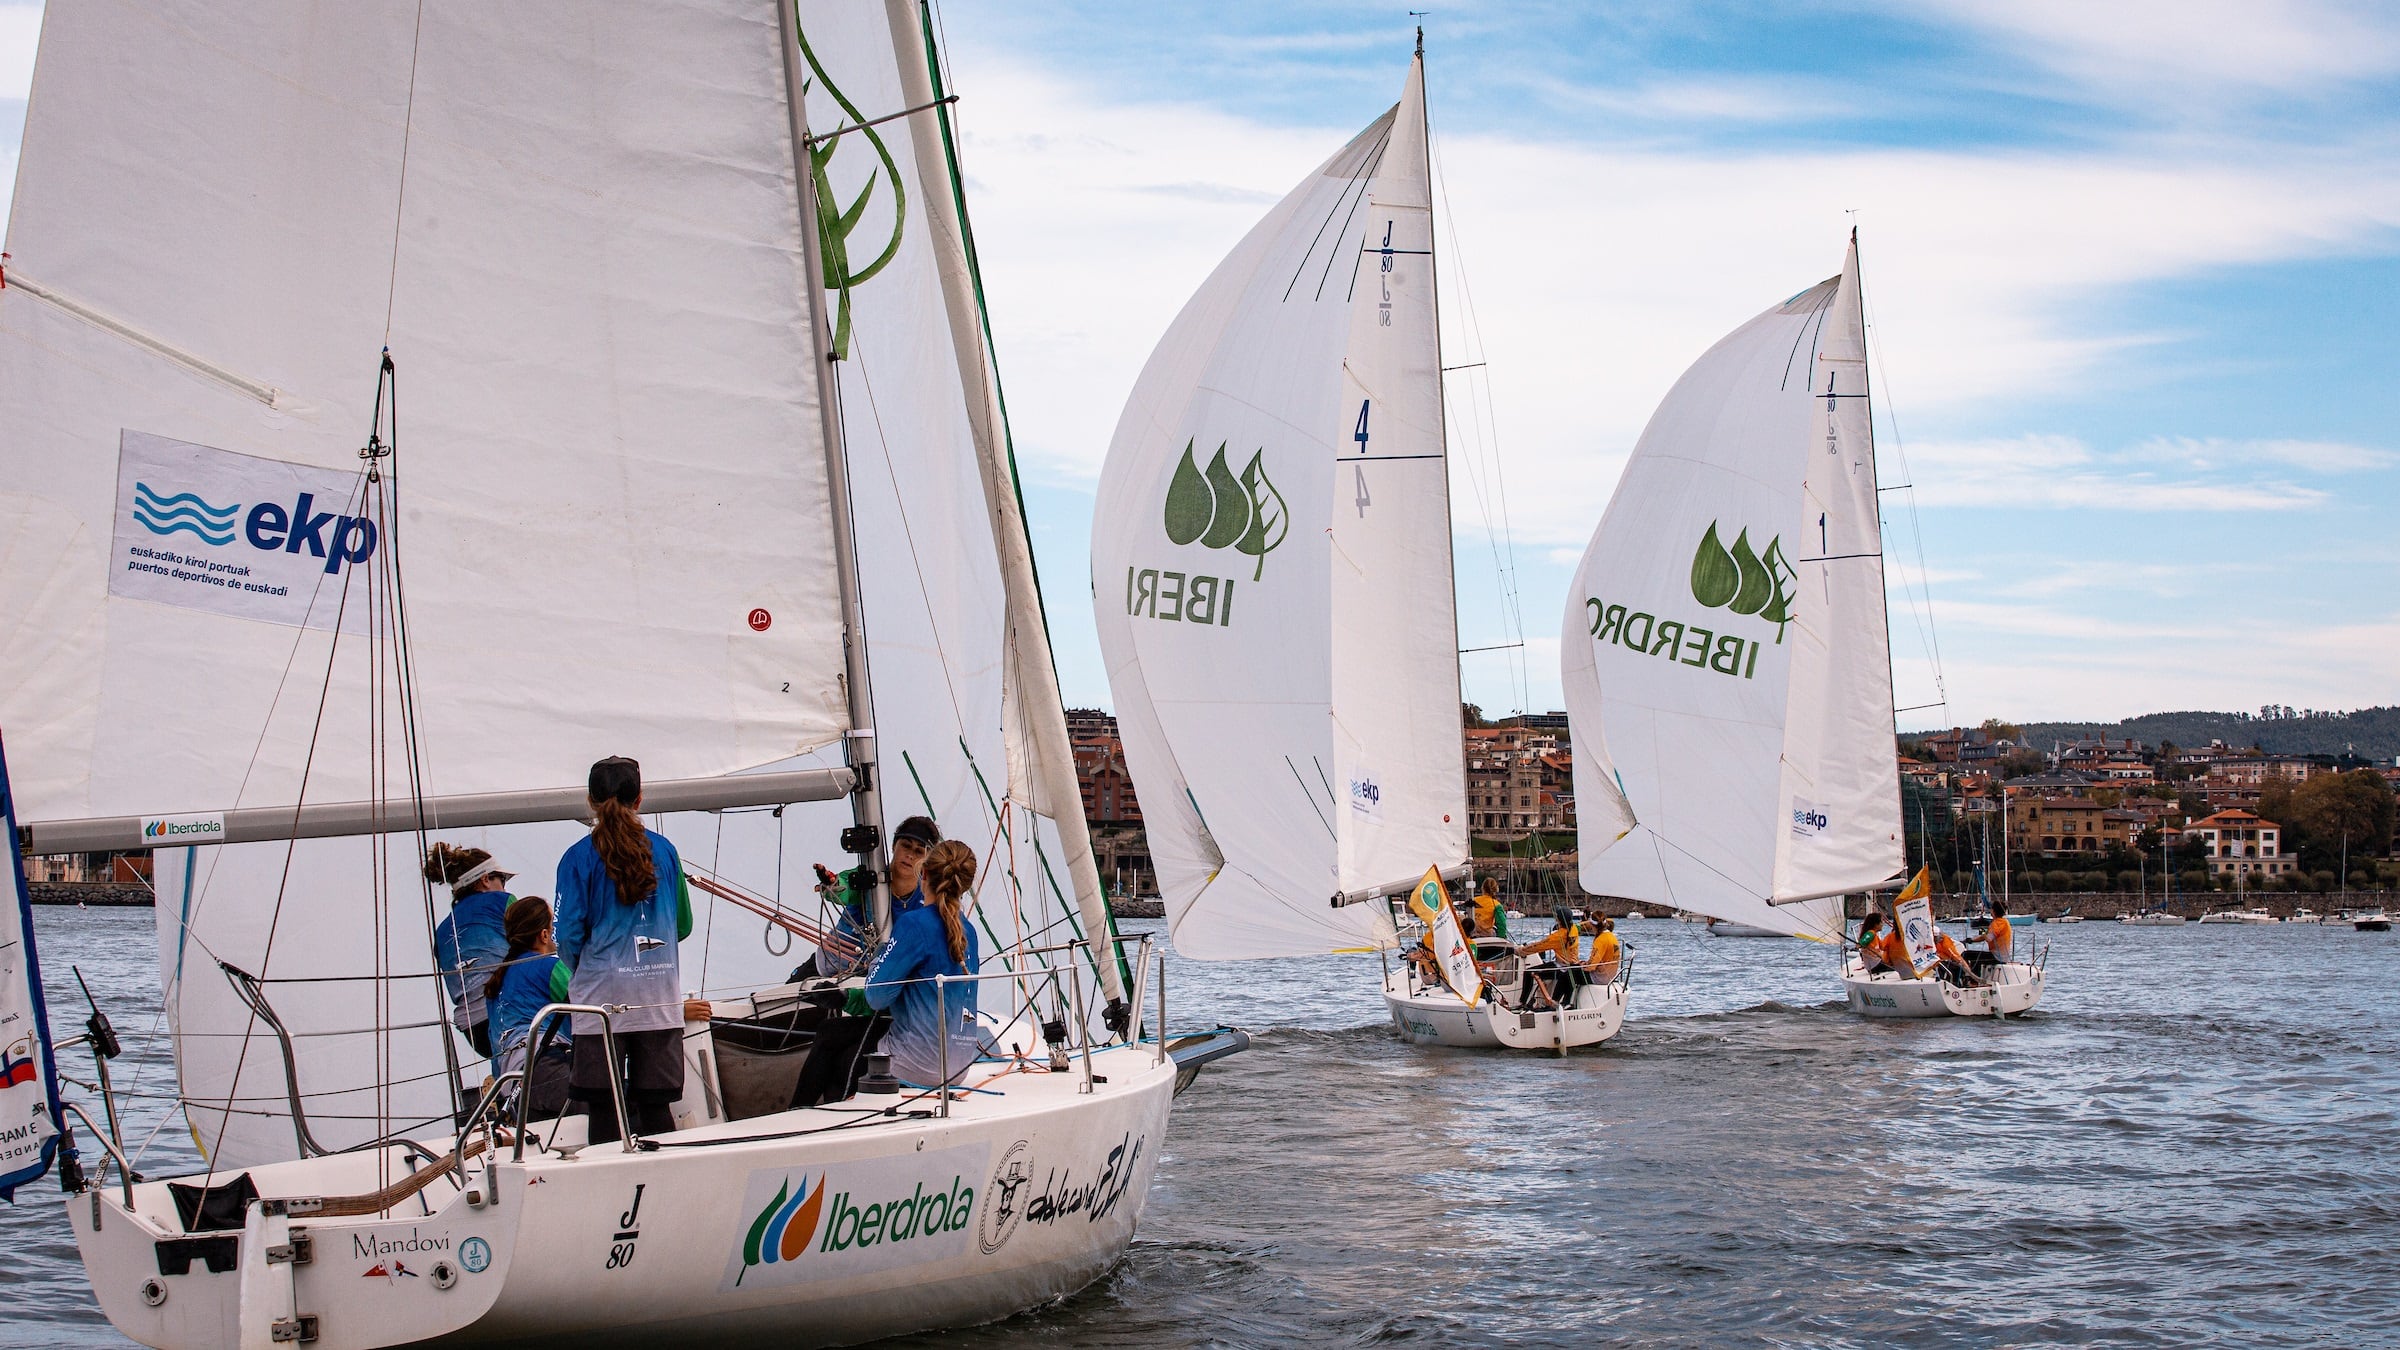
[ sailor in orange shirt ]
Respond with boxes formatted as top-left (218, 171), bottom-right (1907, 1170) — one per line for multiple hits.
top-left (1854, 912), bottom-right (1914, 977)
top-left (1929, 926), bottom-right (1972, 984)
top-left (1969, 901), bottom-right (2013, 976)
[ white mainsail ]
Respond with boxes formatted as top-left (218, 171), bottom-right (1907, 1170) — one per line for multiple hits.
top-left (1092, 55), bottom-right (1464, 960)
top-left (4, 0), bottom-right (1116, 1167)
top-left (1563, 236), bottom-right (1902, 942)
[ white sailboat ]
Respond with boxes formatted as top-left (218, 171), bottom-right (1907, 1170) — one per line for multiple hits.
top-left (0, 3), bottom-right (1238, 1346)
top-left (1089, 39), bottom-right (1625, 1053)
top-left (1561, 233), bottom-right (2044, 1021)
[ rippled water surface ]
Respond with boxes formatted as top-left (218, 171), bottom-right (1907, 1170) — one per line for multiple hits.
top-left (8, 907), bottom-right (2399, 1346)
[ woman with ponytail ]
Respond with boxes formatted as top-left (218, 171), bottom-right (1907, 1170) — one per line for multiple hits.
top-left (487, 896), bottom-right (573, 1120)
top-left (864, 839), bottom-right (984, 1088)
top-left (554, 756), bottom-right (694, 1143)
top-left (424, 842), bottom-right (519, 1062)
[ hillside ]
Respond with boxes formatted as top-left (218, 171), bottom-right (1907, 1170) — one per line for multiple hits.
top-left (1932, 707), bottom-right (2400, 761)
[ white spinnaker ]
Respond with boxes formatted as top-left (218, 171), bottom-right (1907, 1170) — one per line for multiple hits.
top-left (1564, 240), bottom-right (1901, 942)
top-left (1094, 57), bottom-right (1458, 960)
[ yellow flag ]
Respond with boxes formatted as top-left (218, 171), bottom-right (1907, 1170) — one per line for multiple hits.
top-left (1405, 866), bottom-right (1483, 1005)
top-left (1896, 864), bottom-right (1933, 904)
top-left (1893, 865), bottom-right (1937, 976)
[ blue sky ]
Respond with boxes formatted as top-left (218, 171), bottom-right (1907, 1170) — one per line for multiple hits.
top-left (5, 2), bottom-right (2393, 727)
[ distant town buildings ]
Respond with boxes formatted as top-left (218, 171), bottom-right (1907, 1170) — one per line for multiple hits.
top-left (2186, 808), bottom-right (2297, 879)
top-left (1464, 715), bottom-right (1575, 842)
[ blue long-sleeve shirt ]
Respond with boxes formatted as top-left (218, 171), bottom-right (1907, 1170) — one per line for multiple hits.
top-left (433, 890), bottom-right (512, 1033)
top-left (490, 953), bottom-right (574, 1058)
top-left (864, 906), bottom-right (980, 1087)
top-left (555, 831), bottom-right (692, 1035)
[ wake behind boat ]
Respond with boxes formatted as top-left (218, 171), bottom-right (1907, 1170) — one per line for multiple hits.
top-left (0, 4), bottom-right (1242, 1346)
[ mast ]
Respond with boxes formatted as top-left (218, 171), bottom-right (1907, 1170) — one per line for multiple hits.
top-left (886, 0), bottom-right (1125, 1005)
top-left (1420, 35), bottom-right (1469, 838)
top-left (782, 0), bottom-right (893, 932)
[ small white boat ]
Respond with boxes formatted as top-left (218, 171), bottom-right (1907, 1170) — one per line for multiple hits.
top-left (2287, 908), bottom-right (2320, 924)
top-left (2354, 910), bottom-right (2393, 932)
top-left (1839, 954), bottom-right (2046, 1019)
top-left (1384, 937), bottom-right (1628, 1054)
top-left (1671, 910), bottom-right (1713, 924)
top-left (1622, 910), bottom-right (1650, 921)
top-left (2054, 913), bottom-right (2083, 924)
top-left (2123, 910), bottom-right (2186, 926)
top-left (1705, 919), bottom-right (1788, 938)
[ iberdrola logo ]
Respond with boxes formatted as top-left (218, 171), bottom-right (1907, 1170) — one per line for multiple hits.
top-left (1688, 522), bottom-right (1794, 641)
top-left (1163, 440), bottom-right (1286, 580)
top-left (736, 1173), bottom-right (826, 1286)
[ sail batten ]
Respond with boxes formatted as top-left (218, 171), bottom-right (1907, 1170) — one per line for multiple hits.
top-left (1565, 238), bottom-right (1902, 942)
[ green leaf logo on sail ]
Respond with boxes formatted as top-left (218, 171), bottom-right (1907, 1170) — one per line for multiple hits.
top-left (795, 26), bottom-right (905, 360)
top-left (1689, 520), bottom-right (1794, 639)
top-left (1160, 440), bottom-right (1285, 579)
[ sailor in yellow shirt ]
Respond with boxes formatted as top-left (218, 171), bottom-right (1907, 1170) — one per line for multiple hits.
top-left (1585, 918), bottom-right (1622, 984)
top-left (1968, 901), bottom-right (2013, 977)
top-left (1468, 876), bottom-right (1509, 940)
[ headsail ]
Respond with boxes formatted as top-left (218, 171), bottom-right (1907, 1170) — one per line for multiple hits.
top-left (1092, 54), bottom-right (1463, 959)
top-left (1563, 236), bottom-right (1902, 941)
top-left (2, 0), bottom-right (1117, 1168)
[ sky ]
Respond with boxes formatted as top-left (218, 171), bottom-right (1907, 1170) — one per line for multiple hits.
top-left (4, 1), bottom-right (2395, 728)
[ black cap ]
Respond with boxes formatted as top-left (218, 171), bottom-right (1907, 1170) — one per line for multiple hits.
top-left (892, 815), bottom-right (941, 848)
top-left (588, 756), bottom-right (641, 806)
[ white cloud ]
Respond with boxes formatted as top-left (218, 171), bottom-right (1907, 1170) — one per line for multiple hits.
top-left (2131, 435), bottom-right (2396, 474)
top-left (1908, 0), bottom-right (2400, 99)
top-left (951, 53), bottom-right (2400, 553)
top-left (1903, 433), bottom-right (2333, 511)
top-left (0, 5), bottom-right (38, 101)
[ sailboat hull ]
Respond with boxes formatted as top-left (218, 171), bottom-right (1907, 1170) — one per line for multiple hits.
top-left (72, 1045), bottom-right (1177, 1350)
top-left (1841, 959), bottom-right (2046, 1019)
top-left (1381, 971), bottom-right (1627, 1052)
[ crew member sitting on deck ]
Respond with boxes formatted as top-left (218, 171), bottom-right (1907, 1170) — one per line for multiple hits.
top-left (1586, 916), bottom-right (1623, 984)
top-left (1470, 876), bottom-right (1509, 940)
top-left (861, 839), bottom-right (984, 1088)
top-left (487, 895), bottom-right (573, 1120)
top-left (426, 843), bottom-right (518, 1061)
top-left (1929, 926), bottom-right (1973, 985)
top-left (1855, 912), bottom-right (1913, 977)
top-left (1514, 905), bottom-right (1586, 1006)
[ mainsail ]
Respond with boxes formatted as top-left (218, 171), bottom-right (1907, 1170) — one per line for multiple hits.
top-left (1, 0), bottom-right (1116, 1168)
top-left (1092, 53), bottom-right (1465, 960)
top-left (1562, 236), bottom-right (1903, 942)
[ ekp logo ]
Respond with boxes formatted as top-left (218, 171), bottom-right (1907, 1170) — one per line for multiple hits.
top-left (131, 481), bottom-right (378, 577)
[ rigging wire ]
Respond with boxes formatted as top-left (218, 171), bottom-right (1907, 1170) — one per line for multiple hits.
top-left (1424, 102), bottom-right (1531, 718)
top-left (1854, 238), bottom-right (1950, 721)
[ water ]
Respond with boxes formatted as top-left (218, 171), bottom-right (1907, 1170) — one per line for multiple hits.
top-left (9, 907), bottom-right (2400, 1347)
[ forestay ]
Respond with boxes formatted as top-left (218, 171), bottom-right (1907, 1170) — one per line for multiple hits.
top-left (1093, 56), bottom-right (1463, 960)
top-left (1563, 237), bottom-right (1902, 942)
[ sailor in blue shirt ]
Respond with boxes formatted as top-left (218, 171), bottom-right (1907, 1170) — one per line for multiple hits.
top-left (425, 843), bottom-right (517, 1060)
top-left (554, 757), bottom-right (694, 1143)
top-left (864, 839), bottom-right (985, 1088)
top-left (485, 895), bottom-right (574, 1119)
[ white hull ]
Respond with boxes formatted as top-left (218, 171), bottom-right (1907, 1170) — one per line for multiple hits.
top-left (2122, 913), bottom-right (2185, 926)
top-left (1382, 970), bottom-right (1627, 1053)
top-left (1841, 957), bottom-right (2045, 1019)
top-left (73, 1043), bottom-right (1188, 1350)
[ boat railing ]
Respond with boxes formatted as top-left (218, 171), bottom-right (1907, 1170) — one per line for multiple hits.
top-left (926, 932), bottom-right (1159, 1118)
top-left (512, 1003), bottom-right (633, 1159)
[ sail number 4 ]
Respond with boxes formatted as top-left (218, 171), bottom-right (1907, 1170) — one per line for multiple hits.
top-left (1353, 400), bottom-right (1371, 517)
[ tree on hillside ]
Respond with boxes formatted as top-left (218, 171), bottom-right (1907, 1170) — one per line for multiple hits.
top-left (1980, 717), bottom-right (2022, 742)
top-left (2277, 770), bottom-right (2397, 879)
top-left (1462, 702), bottom-right (1491, 729)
